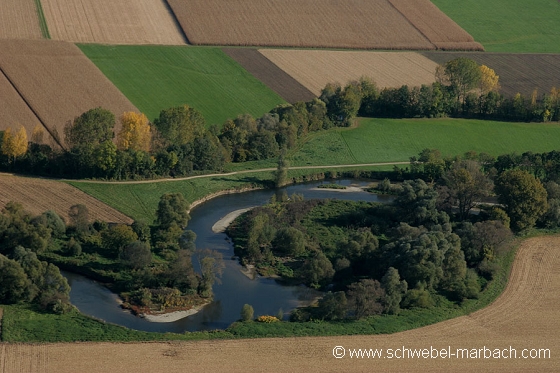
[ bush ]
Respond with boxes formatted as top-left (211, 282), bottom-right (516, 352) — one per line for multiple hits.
top-left (240, 304), bottom-right (254, 322)
top-left (256, 315), bottom-right (279, 323)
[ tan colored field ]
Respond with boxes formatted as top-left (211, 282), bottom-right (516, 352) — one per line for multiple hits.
top-left (40, 0), bottom-right (186, 45)
top-left (0, 71), bottom-right (52, 146)
top-left (0, 174), bottom-right (132, 224)
top-left (167, 0), bottom-right (434, 50)
top-left (259, 50), bottom-right (439, 95)
top-left (2, 236), bottom-right (558, 372)
top-left (389, 0), bottom-right (484, 51)
top-left (0, 0), bottom-right (43, 40)
top-left (0, 40), bottom-right (138, 148)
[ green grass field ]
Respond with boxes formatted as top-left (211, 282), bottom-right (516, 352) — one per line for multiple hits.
top-left (79, 45), bottom-right (285, 125)
top-left (291, 118), bottom-right (560, 166)
top-left (432, 0), bottom-right (560, 53)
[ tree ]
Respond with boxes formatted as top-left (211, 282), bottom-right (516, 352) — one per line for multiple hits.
top-left (64, 107), bottom-right (115, 148)
top-left (102, 224), bottom-right (138, 256)
top-left (68, 204), bottom-right (90, 235)
top-left (0, 254), bottom-right (30, 303)
top-left (443, 160), bottom-right (493, 220)
top-left (165, 249), bottom-right (199, 293)
top-left (347, 279), bottom-right (385, 319)
top-left (1, 126), bottom-right (28, 161)
top-left (495, 169), bottom-right (548, 231)
top-left (154, 193), bottom-right (190, 230)
top-left (438, 58), bottom-right (481, 110)
top-left (120, 241), bottom-right (151, 269)
top-left (273, 227), bottom-right (306, 257)
top-left (241, 304), bottom-right (254, 321)
top-left (153, 105), bottom-right (205, 147)
top-left (117, 112), bottom-right (152, 152)
top-left (301, 251), bottom-right (334, 288)
top-left (31, 125), bottom-right (45, 144)
top-left (196, 249), bottom-right (225, 298)
top-left (381, 267), bottom-right (408, 315)
top-left (478, 65), bottom-right (500, 95)
top-left (315, 291), bottom-right (347, 320)
top-left (274, 153), bottom-right (289, 187)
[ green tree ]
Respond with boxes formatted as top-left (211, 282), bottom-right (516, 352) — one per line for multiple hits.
top-left (274, 153), bottom-right (290, 188)
top-left (241, 304), bottom-right (254, 321)
top-left (154, 105), bottom-right (205, 147)
top-left (437, 58), bottom-right (481, 111)
top-left (495, 169), bottom-right (548, 231)
top-left (381, 267), bottom-right (408, 315)
top-left (154, 193), bottom-right (190, 230)
top-left (165, 249), bottom-right (199, 293)
top-left (64, 107), bottom-right (115, 148)
top-left (315, 291), bottom-right (347, 320)
top-left (101, 224), bottom-right (138, 256)
top-left (301, 251), bottom-right (334, 288)
top-left (0, 254), bottom-right (30, 303)
top-left (347, 279), bottom-right (385, 319)
top-left (196, 249), bottom-right (225, 298)
top-left (68, 204), bottom-right (90, 235)
top-left (273, 227), bottom-right (306, 257)
top-left (120, 241), bottom-right (152, 269)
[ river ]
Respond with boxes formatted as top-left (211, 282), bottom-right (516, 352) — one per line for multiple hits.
top-left (64, 179), bottom-right (393, 333)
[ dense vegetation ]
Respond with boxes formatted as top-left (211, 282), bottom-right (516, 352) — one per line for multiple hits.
top-left (0, 192), bottom-right (225, 317)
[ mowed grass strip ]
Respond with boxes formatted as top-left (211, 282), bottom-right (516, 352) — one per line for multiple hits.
top-left (80, 45), bottom-right (285, 125)
top-left (431, 0), bottom-right (560, 53)
top-left (292, 118), bottom-right (560, 165)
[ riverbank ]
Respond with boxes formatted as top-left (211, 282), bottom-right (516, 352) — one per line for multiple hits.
top-left (311, 185), bottom-right (366, 193)
top-left (189, 187), bottom-right (264, 213)
top-left (141, 304), bottom-right (206, 323)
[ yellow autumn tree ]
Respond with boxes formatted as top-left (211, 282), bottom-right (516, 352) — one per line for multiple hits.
top-left (479, 65), bottom-right (500, 95)
top-left (1, 125), bottom-right (28, 161)
top-left (117, 112), bottom-right (152, 152)
top-left (31, 124), bottom-right (45, 144)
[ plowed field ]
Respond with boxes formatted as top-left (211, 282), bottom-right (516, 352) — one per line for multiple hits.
top-left (40, 0), bottom-right (186, 45)
top-left (2, 236), bottom-right (558, 372)
top-left (0, 174), bottom-right (132, 224)
top-left (423, 52), bottom-right (560, 97)
top-left (0, 71), bottom-right (48, 145)
top-left (168, 0), bottom-right (434, 50)
top-left (259, 50), bottom-right (439, 95)
top-left (0, 40), bottom-right (138, 148)
top-left (0, 0), bottom-right (43, 40)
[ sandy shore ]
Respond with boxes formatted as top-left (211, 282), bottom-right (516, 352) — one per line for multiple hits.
top-left (141, 305), bottom-right (205, 323)
top-left (212, 207), bottom-right (256, 233)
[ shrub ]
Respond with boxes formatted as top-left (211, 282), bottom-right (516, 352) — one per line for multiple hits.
top-left (256, 315), bottom-right (279, 323)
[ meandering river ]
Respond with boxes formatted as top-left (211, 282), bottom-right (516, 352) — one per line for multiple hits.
top-left (64, 180), bottom-right (393, 333)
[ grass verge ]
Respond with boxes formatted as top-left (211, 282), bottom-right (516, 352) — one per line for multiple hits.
top-left (78, 44), bottom-right (285, 125)
top-left (34, 0), bottom-right (50, 39)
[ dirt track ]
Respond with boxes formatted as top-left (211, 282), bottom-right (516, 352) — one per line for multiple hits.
top-left (1, 236), bottom-right (558, 372)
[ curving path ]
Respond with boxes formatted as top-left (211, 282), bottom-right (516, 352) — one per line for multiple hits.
top-left (1, 236), bottom-right (558, 372)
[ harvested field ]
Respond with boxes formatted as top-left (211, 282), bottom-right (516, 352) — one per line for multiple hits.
top-left (259, 50), bottom-right (439, 96)
top-left (3, 236), bottom-right (559, 371)
top-left (423, 52), bottom-right (560, 97)
top-left (40, 0), bottom-right (186, 45)
top-left (222, 48), bottom-right (315, 103)
top-left (167, 0), bottom-right (435, 50)
top-left (0, 174), bottom-right (132, 224)
top-left (388, 0), bottom-right (483, 51)
top-left (0, 71), bottom-right (51, 146)
top-left (0, 0), bottom-right (43, 40)
top-left (0, 40), bottom-right (138, 148)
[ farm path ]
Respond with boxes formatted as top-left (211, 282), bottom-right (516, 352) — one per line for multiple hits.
top-left (66, 162), bottom-right (410, 185)
top-left (1, 236), bottom-right (558, 372)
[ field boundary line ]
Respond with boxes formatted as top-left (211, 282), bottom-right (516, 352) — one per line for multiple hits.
top-left (161, 0), bottom-right (189, 44)
top-left (386, 0), bottom-right (436, 49)
top-left (0, 67), bottom-right (62, 149)
top-left (33, 0), bottom-right (50, 39)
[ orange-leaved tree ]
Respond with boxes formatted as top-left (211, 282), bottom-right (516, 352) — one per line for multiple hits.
top-left (117, 112), bottom-right (152, 152)
top-left (1, 125), bottom-right (28, 161)
top-left (478, 65), bottom-right (500, 95)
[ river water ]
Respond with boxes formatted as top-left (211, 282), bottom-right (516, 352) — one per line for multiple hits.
top-left (64, 180), bottom-right (393, 333)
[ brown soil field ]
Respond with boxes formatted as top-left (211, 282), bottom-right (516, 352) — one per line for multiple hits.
top-left (167, 0), bottom-right (435, 50)
top-left (0, 174), bottom-right (133, 224)
top-left (259, 50), bottom-right (439, 96)
top-left (2, 236), bottom-right (558, 372)
top-left (0, 71), bottom-right (52, 146)
top-left (222, 48), bottom-right (315, 103)
top-left (423, 52), bottom-right (560, 97)
top-left (0, 40), bottom-right (138, 148)
top-left (40, 0), bottom-right (186, 45)
top-left (388, 0), bottom-right (483, 51)
top-left (0, 0), bottom-right (43, 40)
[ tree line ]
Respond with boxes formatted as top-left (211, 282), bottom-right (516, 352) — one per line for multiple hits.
top-left (0, 192), bottom-right (224, 314)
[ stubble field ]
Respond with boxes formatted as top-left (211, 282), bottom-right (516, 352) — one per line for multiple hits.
top-left (0, 0), bottom-right (43, 40)
top-left (1, 236), bottom-right (558, 372)
top-left (259, 50), bottom-right (439, 95)
top-left (167, 0), bottom-right (478, 50)
top-left (0, 174), bottom-right (133, 224)
top-left (40, 0), bottom-right (186, 45)
top-left (0, 40), bottom-right (138, 148)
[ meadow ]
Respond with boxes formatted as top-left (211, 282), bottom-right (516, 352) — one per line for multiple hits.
top-left (79, 45), bottom-right (285, 125)
top-left (431, 0), bottom-right (560, 53)
top-left (291, 118), bottom-right (560, 166)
